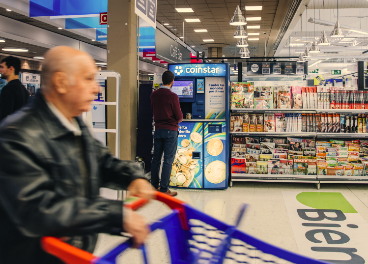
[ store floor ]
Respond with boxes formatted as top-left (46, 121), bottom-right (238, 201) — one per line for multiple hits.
top-left (94, 183), bottom-right (368, 263)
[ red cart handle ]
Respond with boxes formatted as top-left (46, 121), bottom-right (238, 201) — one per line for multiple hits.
top-left (42, 191), bottom-right (188, 264)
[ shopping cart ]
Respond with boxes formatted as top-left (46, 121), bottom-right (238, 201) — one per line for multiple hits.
top-left (42, 191), bottom-right (328, 264)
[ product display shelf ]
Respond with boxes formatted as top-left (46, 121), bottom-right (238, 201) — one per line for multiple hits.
top-left (231, 173), bottom-right (317, 180)
top-left (315, 133), bottom-right (368, 138)
top-left (230, 132), bottom-right (316, 137)
top-left (318, 175), bottom-right (368, 181)
top-left (315, 109), bottom-right (368, 113)
top-left (231, 108), bottom-right (316, 113)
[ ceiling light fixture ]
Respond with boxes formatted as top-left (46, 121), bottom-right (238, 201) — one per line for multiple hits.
top-left (309, 41), bottom-right (320, 53)
top-left (245, 6), bottom-right (262, 10)
top-left (58, 27), bottom-right (62, 29)
top-left (91, 39), bottom-right (95, 41)
top-left (309, 0), bottom-right (320, 54)
top-left (237, 38), bottom-right (249, 47)
top-left (185, 19), bottom-right (200, 22)
top-left (246, 17), bottom-right (261, 21)
top-left (0, 39), bottom-right (5, 43)
top-left (239, 47), bottom-right (247, 54)
top-left (191, 45), bottom-right (195, 47)
top-left (6, 9), bottom-right (11, 11)
top-left (2, 48), bottom-right (29, 52)
top-left (203, 39), bottom-right (214, 42)
top-left (303, 47), bottom-right (311, 58)
top-left (33, 56), bottom-right (44, 60)
top-left (297, 53), bottom-right (304, 62)
top-left (230, 5), bottom-right (247, 26)
top-left (234, 25), bottom-right (248, 38)
top-left (241, 51), bottom-right (250, 58)
top-left (330, 0), bottom-right (344, 38)
top-left (176, 8), bottom-right (194, 12)
top-left (247, 25), bottom-right (260, 29)
top-left (96, 62), bottom-right (107, 66)
top-left (248, 38), bottom-right (259, 41)
top-left (164, 23), bottom-right (169, 25)
top-left (318, 30), bottom-right (330, 46)
top-left (194, 29), bottom-right (207, 32)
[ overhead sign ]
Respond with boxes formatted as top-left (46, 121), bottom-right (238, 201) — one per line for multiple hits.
top-left (310, 69), bottom-right (319, 74)
top-left (331, 70), bottom-right (342, 75)
top-left (135, 0), bottom-right (157, 28)
top-left (155, 30), bottom-right (191, 63)
top-left (169, 64), bottom-right (227, 77)
top-left (100, 12), bottom-right (107, 25)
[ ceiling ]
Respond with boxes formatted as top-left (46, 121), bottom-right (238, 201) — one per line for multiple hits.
top-left (156, 0), bottom-right (297, 57)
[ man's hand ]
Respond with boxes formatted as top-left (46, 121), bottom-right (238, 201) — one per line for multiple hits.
top-left (128, 179), bottom-right (155, 200)
top-left (123, 208), bottom-right (150, 248)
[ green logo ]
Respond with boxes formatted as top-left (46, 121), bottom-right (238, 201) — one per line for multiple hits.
top-left (296, 192), bottom-right (357, 213)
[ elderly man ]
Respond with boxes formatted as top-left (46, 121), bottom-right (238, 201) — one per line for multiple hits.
top-left (0, 46), bottom-right (153, 264)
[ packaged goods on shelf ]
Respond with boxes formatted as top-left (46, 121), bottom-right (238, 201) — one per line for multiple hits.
top-left (291, 86), bottom-right (303, 109)
top-left (231, 136), bottom-right (368, 176)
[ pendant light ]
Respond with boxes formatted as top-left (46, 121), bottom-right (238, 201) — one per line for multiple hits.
top-left (318, 31), bottom-right (330, 46)
top-left (297, 53), bottom-right (304, 62)
top-left (234, 26), bottom-right (248, 38)
top-left (303, 47), bottom-right (311, 58)
top-left (241, 51), bottom-right (250, 58)
top-left (230, 5), bottom-right (246, 26)
top-left (309, 41), bottom-right (320, 53)
top-left (330, 0), bottom-right (344, 38)
top-left (239, 47), bottom-right (247, 54)
top-left (309, 2), bottom-right (320, 54)
top-left (237, 38), bottom-right (249, 47)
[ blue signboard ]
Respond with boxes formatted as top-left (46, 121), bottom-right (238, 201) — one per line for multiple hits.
top-left (169, 64), bottom-right (227, 77)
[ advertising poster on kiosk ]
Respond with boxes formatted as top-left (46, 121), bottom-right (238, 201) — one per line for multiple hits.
top-left (170, 122), bottom-right (204, 188)
top-left (205, 77), bottom-right (226, 119)
top-left (204, 122), bottom-right (227, 188)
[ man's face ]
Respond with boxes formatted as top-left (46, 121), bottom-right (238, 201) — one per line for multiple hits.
top-left (62, 57), bottom-right (99, 116)
top-left (0, 62), bottom-right (10, 80)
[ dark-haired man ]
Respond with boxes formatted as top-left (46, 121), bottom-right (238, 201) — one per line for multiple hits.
top-left (0, 56), bottom-right (29, 121)
top-left (150, 71), bottom-right (183, 197)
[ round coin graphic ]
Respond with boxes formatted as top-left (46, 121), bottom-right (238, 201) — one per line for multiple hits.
top-left (181, 139), bottom-right (190, 148)
top-left (207, 138), bottom-right (223, 156)
top-left (205, 160), bottom-right (226, 184)
top-left (190, 132), bottom-right (202, 144)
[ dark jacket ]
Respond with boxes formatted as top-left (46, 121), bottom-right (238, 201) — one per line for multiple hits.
top-left (150, 88), bottom-right (183, 131)
top-left (0, 91), bottom-right (144, 264)
top-left (0, 79), bottom-right (29, 121)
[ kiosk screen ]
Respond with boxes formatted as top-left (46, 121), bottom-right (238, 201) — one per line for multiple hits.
top-left (172, 81), bottom-right (194, 98)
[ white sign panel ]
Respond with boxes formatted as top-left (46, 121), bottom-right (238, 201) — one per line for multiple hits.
top-left (135, 0), bottom-right (157, 28)
top-left (205, 77), bottom-right (225, 119)
top-left (21, 73), bottom-right (40, 85)
top-left (283, 191), bottom-right (368, 263)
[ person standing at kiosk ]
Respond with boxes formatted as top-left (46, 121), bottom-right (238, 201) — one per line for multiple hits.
top-left (150, 71), bottom-right (183, 196)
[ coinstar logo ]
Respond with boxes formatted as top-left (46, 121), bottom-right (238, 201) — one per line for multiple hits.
top-left (170, 64), bottom-right (227, 77)
top-left (283, 192), bottom-right (368, 263)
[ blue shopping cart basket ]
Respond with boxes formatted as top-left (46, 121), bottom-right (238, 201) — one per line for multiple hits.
top-left (42, 191), bottom-right (328, 264)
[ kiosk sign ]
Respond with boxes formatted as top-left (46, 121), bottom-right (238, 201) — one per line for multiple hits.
top-left (169, 64), bottom-right (227, 77)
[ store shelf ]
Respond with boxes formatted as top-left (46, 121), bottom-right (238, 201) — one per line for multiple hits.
top-left (92, 102), bottom-right (117, 106)
top-left (316, 133), bottom-right (368, 138)
top-left (318, 175), bottom-right (368, 181)
top-left (230, 132), bottom-right (315, 137)
top-left (231, 109), bottom-right (315, 113)
top-left (316, 109), bottom-right (368, 113)
top-left (182, 119), bottom-right (226, 122)
top-left (231, 173), bottom-right (317, 181)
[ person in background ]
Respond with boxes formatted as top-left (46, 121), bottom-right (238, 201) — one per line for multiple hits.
top-left (150, 70), bottom-right (183, 197)
top-left (0, 46), bottom-right (154, 264)
top-left (0, 56), bottom-right (29, 122)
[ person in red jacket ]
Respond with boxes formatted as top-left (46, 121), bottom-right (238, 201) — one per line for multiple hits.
top-left (150, 71), bottom-right (183, 196)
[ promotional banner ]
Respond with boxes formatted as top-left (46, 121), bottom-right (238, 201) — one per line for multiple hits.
top-left (135, 0), bottom-right (157, 28)
top-left (204, 122), bottom-right (227, 188)
top-left (155, 30), bottom-right (191, 63)
top-left (65, 17), bottom-right (106, 29)
top-left (205, 77), bottom-right (225, 119)
top-left (283, 191), bottom-right (368, 263)
top-left (170, 122), bottom-right (204, 188)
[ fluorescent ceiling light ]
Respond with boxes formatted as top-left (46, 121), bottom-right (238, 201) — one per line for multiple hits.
top-left (247, 25), bottom-right (260, 29)
top-left (180, 37), bottom-right (184, 39)
top-left (164, 23), bottom-right (169, 25)
top-left (290, 43), bottom-right (305, 47)
top-left (176, 8), bottom-right (194, 12)
top-left (248, 38), bottom-right (259, 41)
top-left (33, 56), bottom-right (44, 60)
top-left (6, 9), bottom-right (11, 11)
top-left (0, 39), bottom-right (5, 43)
top-left (2, 48), bottom-right (28, 52)
top-left (245, 6), bottom-right (262, 10)
top-left (203, 39), bottom-right (214, 42)
top-left (248, 33), bottom-right (259, 36)
top-left (185, 19), bottom-right (201, 22)
top-left (194, 29), bottom-right (207, 32)
top-left (246, 17), bottom-right (261, 21)
top-left (58, 27), bottom-right (62, 29)
top-left (148, 74), bottom-right (154, 75)
top-left (96, 62), bottom-right (107, 66)
top-left (340, 38), bottom-right (355, 41)
top-left (191, 45), bottom-right (195, 47)
top-left (91, 39), bottom-right (95, 41)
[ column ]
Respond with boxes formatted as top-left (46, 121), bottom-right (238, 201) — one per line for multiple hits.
top-left (107, 0), bottom-right (138, 160)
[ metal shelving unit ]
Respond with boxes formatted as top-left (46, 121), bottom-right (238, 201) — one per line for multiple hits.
top-left (231, 132), bottom-right (315, 137)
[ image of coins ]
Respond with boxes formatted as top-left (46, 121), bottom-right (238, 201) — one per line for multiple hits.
top-left (205, 160), bottom-right (226, 184)
top-left (181, 139), bottom-right (190, 148)
top-left (207, 138), bottom-right (223, 156)
top-left (190, 132), bottom-right (202, 144)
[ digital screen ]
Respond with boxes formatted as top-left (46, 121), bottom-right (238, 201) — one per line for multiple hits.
top-left (172, 81), bottom-right (194, 98)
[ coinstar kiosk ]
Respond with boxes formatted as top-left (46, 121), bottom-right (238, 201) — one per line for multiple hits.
top-left (167, 63), bottom-right (230, 189)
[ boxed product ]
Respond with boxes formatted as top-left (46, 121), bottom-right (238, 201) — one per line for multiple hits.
top-left (245, 162), bottom-right (257, 174)
top-left (317, 161), bottom-right (328, 175)
top-left (256, 114), bottom-right (264, 132)
top-left (249, 114), bottom-right (257, 132)
top-left (275, 113), bottom-right (286, 132)
top-left (246, 137), bottom-right (260, 143)
top-left (292, 86), bottom-right (303, 109)
top-left (260, 154), bottom-right (273, 161)
top-left (293, 159), bottom-right (308, 175)
top-left (232, 115), bottom-right (243, 132)
top-left (231, 158), bottom-right (245, 173)
top-left (260, 137), bottom-right (274, 143)
top-left (256, 161), bottom-right (268, 174)
top-left (277, 87), bottom-right (291, 109)
top-left (260, 142), bottom-right (276, 154)
top-left (242, 113), bottom-right (250, 132)
top-left (307, 159), bottom-right (317, 175)
top-left (245, 154), bottom-right (259, 162)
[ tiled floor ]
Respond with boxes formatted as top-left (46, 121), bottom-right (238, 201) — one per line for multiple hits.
top-left (94, 182), bottom-right (368, 263)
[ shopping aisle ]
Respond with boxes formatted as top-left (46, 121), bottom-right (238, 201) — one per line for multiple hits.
top-left (94, 183), bottom-right (368, 263)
